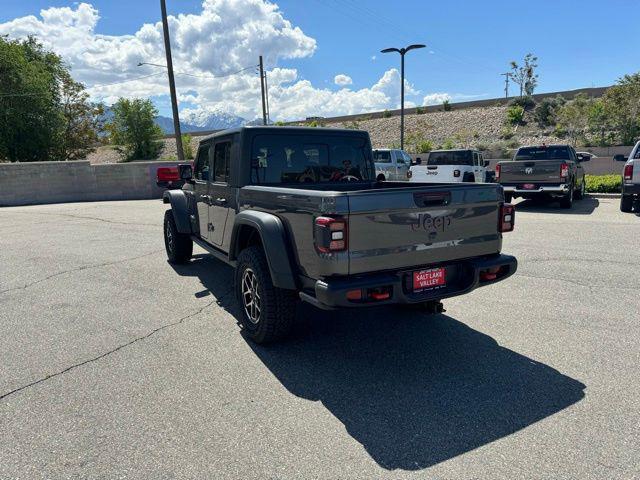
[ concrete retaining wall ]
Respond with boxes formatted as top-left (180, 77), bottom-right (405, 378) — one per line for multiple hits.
top-left (0, 161), bottom-right (181, 207)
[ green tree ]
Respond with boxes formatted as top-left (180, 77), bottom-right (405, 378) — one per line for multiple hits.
top-left (55, 74), bottom-right (103, 160)
top-left (181, 134), bottom-right (194, 159)
top-left (556, 94), bottom-right (593, 146)
top-left (587, 99), bottom-right (613, 146)
top-left (0, 37), bottom-right (64, 162)
top-left (107, 98), bottom-right (163, 160)
top-left (602, 73), bottom-right (640, 145)
top-left (510, 53), bottom-right (539, 97)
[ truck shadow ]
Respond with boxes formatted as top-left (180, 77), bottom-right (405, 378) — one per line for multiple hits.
top-left (171, 255), bottom-right (586, 471)
top-left (514, 197), bottom-right (599, 214)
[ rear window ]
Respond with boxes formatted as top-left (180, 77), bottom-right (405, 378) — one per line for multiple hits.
top-left (373, 150), bottom-right (391, 163)
top-left (250, 134), bottom-right (374, 185)
top-left (427, 151), bottom-right (473, 166)
top-left (515, 146), bottom-right (571, 160)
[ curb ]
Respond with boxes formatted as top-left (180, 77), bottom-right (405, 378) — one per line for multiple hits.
top-left (587, 192), bottom-right (621, 198)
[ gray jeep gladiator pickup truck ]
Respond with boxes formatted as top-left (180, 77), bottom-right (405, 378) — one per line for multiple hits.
top-left (496, 144), bottom-right (589, 208)
top-left (163, 126), bottom-right (517, 343)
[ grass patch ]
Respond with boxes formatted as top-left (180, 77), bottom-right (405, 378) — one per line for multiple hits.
top-left (585, 174), bottom-right (621, 193)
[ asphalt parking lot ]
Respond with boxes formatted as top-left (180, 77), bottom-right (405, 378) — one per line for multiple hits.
top-left (1, 196), bottom-right (639, 479)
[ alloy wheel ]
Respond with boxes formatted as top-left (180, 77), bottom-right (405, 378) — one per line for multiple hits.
top-left (241, 268), bottom-right (261, 324)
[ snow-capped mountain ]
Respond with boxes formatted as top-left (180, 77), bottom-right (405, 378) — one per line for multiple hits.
top-left (180, 109), bottom-right (246, 131)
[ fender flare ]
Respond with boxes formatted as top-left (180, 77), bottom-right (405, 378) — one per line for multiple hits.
top-left (162, 190), bottom-right (192, 234)
top-left (230, 211), bottom-right (297, 290)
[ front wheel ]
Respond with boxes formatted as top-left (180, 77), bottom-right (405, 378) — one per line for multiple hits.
top-left (620, 194), bottom-right (634, 213)
top-left (164, 210), bottom-right (193, 264)
top-left (235, 246), bottom-right (297, 344)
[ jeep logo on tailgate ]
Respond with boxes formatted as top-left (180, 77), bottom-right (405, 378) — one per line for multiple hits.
top-left (525, 167), bottom-right (533, 174)
top-left (410, 214), bottom-right (452, 233)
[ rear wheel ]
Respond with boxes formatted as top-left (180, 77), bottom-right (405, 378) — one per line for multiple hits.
top-left (560, 185), bottom-right (574, 209)
top-left (164, 210), bottom-right (193, 264)
top-left (235, 246), bottom-right (297, 344)
top-left (376, 174), bottom-right (386, 182)
top-left (574, 177), bottom-right (586, 199)
top-left (620, 194), bottom-right (634, 213)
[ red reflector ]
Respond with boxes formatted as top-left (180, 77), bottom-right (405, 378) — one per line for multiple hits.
top-left (495, 164), bottom-right (501, 179)
top-left (315, 216), bottom-right (348, 253)
top-left (370, 292), bottom-right (390, 300)
top-left (157, 167), bottom-right (179, 182)
top-left (480, 266), bottom-right (501, 281)
top-left (346, 289), bottom-right (362, 301)
top-left (624, 164), bottom-right (633, 181)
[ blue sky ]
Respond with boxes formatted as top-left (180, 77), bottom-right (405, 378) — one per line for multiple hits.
top-left (2, 0), bottom-right (639, 120)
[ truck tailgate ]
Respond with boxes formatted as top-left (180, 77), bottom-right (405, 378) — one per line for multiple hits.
top-left (346, 184), bottom-right (502, 275)
top-left (499, 160), bottom-right (563, 183)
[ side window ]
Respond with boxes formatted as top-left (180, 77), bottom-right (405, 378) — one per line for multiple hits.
top-left (396, 151), bottom-right (406, 164)
top-left (213, 141), bottom-right (231, 183)
top-left (194, 145), bottom-right (210, 181)
top-left (473, 152), bottom-right (479, 166)
top-left (479, 153), bottom-right (485, 166)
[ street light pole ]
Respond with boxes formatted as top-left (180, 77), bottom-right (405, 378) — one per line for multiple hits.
top-left (381, 44), bottom-right (425, 151)
top-left (160, 0), bottom-right (184, 160)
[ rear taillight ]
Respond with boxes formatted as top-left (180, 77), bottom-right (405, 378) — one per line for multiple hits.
top-left (624, 163), bottom-right (633, 181)
top-left (453, 169), bottom-right (461, 178)
top-left (157, 166), bottom-right (179, 182)
top-left (499, 203), bottom-right (515, 233)
top-left (314, 216), bottom-right (347, 253)
top-left (560, 163), bottom-right (569, 178)
top-left (495, 164), bottom-right (501, 180)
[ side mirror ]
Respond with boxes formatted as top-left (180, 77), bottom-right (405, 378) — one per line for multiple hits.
top-left (178, 163), bottom-right (194, 181)
top-left (613, 154), bottom-right (628, 162)
top-left (576, 154), bottom-right (589, 162)
top-left (484, 160), bottom-right (490, 167)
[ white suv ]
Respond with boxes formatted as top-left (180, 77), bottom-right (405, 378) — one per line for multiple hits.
top-left (617, 141), bottom-right (640, 212)
top-left (410, 149), bottom-right (489, 183)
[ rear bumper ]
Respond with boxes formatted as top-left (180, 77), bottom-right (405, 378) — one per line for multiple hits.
top-left (502, 183), bottom-right (569, 195)
top-left (300, 254), bottom-right (517, 309)
top-left (622, 183), bottom-right (640, 195)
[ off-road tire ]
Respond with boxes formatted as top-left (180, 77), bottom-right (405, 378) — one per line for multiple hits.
top-left (235, 246), bottom-right (297, 344)
top-left (376, 174), bottom-right (386, 182)
top-left (574, 177), bottom-right (586, 200)
top-left (620, 194), bottom-right (634, 213)
top-left (164, 210), bottom-right (193, 264)
top-left (560, 185), bottom-right (574, 209)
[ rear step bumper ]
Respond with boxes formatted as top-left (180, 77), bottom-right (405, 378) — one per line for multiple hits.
top-left (300, 254), bottom-right (517, 310)
top-left (502, 183), bottom-right (569, 195)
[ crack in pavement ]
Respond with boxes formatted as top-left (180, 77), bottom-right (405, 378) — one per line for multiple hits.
top-left (2, 210), bottom-right (159, 227)
top-left (0, 296), bottom-right (223, 401)
top-left (0, 249), bottom-right (164, 295)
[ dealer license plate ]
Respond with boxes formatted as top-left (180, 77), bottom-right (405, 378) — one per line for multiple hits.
top-left (413, 268), bottom-right (446, 292)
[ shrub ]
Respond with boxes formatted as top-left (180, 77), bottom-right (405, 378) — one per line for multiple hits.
top-left (475, 143), bottom-right (489, 152)
top-left (307, 120), bottom-right (321, 127)
top-left (506, 105), bottom-right (525, 126)
top-left (585, 174), bottom-right (622, 193)
top-left (506, 138), bottom-right (520, 149)
top-left (416, 140), bottom-right (434, 153)
top-left (443, 100), bottom-right (451, 112)
top-left (441, 138), bottom-right (455, 150)
top-left (181, 134), bottom-right (194, 159)
top-left (415, 106), bottom-right (426, 114)
top-left (274, 121), bottom-right (286, 126)
top-left (500, 126), bottom-right (515, 139)
top-left (382, 110), bottom-right (392, 118)
top-left (509, 96), bottom-right (535, 110)
top-left (534, 95), bottom-right (565, 127)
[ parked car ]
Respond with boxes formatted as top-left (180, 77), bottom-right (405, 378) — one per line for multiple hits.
top-left (615, 142), bottom-right (640, 212)
top-left (410, 149), bottom-right (490, 183)
top-left (156, 166), bottom-right (183, 189)
top-left (162, 127), bottom-right (517, 343)
top-left (372, 148), bottom-right (412, 181)
top-left (496, 144), bottom-right (588, 208)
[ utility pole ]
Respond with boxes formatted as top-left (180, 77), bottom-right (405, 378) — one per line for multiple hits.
top-left (160, 0), bottom-right (184, 160)
top-left (501, 72), bottom-right (511, 99)
top-left (259, 56), bottom-right (267, 126)
top-left (264, 69), bottom-right (270, 124)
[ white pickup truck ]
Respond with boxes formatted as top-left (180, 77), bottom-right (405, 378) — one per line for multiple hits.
top-left (373, 148), bottom-right (412, 181)
top-left (410, 149), bottom-right (489, 183)
top-left (616, 141), bottom-right (640, 212)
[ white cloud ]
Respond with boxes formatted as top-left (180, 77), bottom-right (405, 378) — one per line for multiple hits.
top-left (0, 2), bottom-right (428, 121)
top-left (334, 74), bottom-right (352, 86)
top-left (423, 92), bottom-right (451, 105)
top-left (371, 55), bottom-right (376, 61)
